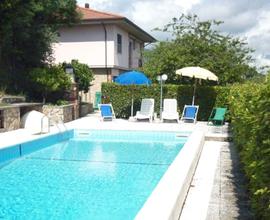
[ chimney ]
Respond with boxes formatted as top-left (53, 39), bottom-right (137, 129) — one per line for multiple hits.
top-left (85, 3), bottom-right (89, 8)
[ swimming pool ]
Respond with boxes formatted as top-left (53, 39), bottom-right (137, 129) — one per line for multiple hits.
top-left (0, 129), bottom-right (188, 219)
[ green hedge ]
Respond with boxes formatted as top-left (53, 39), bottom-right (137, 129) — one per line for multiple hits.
top-left (101, 83), bottom-right (229, 120)
top-left (228, 81), bottom-right (270, 219)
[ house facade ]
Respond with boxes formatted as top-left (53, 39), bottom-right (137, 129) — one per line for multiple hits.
top-left (53, 5), bottom-right (155, 106)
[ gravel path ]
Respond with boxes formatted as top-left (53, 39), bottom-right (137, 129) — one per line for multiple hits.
top-left (206, 142), bottom-right (254, 219)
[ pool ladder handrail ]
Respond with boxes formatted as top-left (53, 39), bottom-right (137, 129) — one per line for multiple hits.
top-left (53, 118), bottom-right (68, 133)
top-left (40, 114), bottom-right (50, 134)
top-left (47, 107), bottom-right (68, 133)
top-left (40, 109), bottom-right (68, 134)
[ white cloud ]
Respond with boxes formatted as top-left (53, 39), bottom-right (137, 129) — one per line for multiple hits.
top-left (77, 0), bottom-right (270, 68)
top-left (78, 0), bottom-right (200, 40)
top-left (245, 11), bottom-right (270, 66)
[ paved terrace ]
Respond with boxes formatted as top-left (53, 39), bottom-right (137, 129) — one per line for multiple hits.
top-left (0, 113), bottom-right (253, 219)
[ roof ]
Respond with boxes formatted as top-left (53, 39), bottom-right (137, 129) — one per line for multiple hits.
top-left (76, 6), bottom-right (156, 43)
top-left (77, 6), bottom-right (124, 20)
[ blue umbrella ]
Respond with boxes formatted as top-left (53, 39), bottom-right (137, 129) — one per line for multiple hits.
top-left (115, 70), bottom-right (151, 85)
top-left (115, 70), bottom-right (151, 116)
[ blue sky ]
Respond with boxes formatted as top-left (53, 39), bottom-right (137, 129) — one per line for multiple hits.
top-left (77, 0), bottom-right (270, 68)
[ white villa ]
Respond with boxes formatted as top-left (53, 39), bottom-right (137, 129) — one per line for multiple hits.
top-left (53, 4), bottom-right (156, 107)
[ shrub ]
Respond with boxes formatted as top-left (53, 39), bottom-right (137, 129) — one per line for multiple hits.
top-left (71, 60), bottom-right (94, 93)
top-left (101, 83), bottom-right (229, 120)
top-left (55, 100), bottom-right (69, 106)
top-left (28, 64), bottom-right (71, 103)
top-left (228, 80), bottom-right (270, 219)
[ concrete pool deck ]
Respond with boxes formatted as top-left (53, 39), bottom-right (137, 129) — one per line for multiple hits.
top-left (0, 113), bottom-right (252, 219)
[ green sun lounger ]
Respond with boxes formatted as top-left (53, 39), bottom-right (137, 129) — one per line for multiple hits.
top-left (208, 107), bottom-right (227, 126)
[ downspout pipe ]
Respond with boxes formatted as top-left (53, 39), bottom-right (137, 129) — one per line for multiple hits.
top-left (102, 22), bottom-right (109, 82)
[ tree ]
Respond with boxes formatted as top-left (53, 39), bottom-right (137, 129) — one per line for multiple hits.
top-left (28, 65), bottom-right (71, 103)
top-left (71, 60), bottom-right (94, 93)
top-left (0, 0), bottom-right (80, 93)
top-left (142, 14), bottom-right (259, 85)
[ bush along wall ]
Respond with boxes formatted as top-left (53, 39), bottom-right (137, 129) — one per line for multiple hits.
top-left (101, 83), bottom-right (229, 120)
top-left (228, 80), bottom-right (270, 219)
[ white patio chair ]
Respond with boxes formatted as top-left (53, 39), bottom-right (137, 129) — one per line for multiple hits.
top-left (135, 98), bottom-right (155, 122)
top-left (162, 99), bottom-right (179, 122)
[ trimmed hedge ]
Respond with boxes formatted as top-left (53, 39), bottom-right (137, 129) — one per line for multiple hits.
top-left (228, 81), bottom-right (270, 219)
top-left (101, 83), bottom-right (229, 121)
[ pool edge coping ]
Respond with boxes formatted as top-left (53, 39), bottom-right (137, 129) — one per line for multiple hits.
top-left (135, 130), bottom-right (205, 220)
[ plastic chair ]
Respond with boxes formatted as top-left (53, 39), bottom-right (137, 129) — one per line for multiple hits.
top-left (98, 104), bottom-right (115, 121)
top-left (181, 105), bottom-right (199, 123)
top-left (135, 98), bottom-right (155, 122)
top-left (162, 99), bottom-right (179, 122)
top-left (208, 107), bottom-right (227, 126)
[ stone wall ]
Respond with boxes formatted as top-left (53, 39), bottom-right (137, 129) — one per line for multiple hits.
top-left (43, 104), bottom-right (77, 125)
top-left (0, 107), bottom-right (20, 132)
top-left (0, 104), bottom-right (44, 132)
top-left (20, 105), bottom-right (43, 117)
top-left (79, 102), bottom-right (93, 117)
top-left (0, 103), bottom-right (79, 133)
top-left (0, 110), bottom-right (3, 131)
top-left (0, 96), bottom-right (25, 104)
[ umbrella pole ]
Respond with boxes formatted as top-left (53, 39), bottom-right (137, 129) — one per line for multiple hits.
top-left (192, 79), bottom-right (197, 105)
top-left (131, 87), bottom-right (135, 117)
top-left (131, 97), bottom-right (134, 117)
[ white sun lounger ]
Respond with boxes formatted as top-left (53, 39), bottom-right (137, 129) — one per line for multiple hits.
top-left (135, 98), bottom-right (155, 122)
top-left (162, 99), bottom-right (179, 122)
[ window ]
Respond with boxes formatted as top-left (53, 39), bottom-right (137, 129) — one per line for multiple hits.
top-left (112, 76), bottom-right (118, 82)
top-left (133, 39), bottom-right (136, 50)
top-left (117, 34), bottom-right (122, 54)
top-left (129, 41), bottom-right (132, 68)
top-left (138, 59), bottom-right (142, 67)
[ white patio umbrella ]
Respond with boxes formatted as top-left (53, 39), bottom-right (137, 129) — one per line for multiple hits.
top-left (176, 66), bottom-right (218, 105)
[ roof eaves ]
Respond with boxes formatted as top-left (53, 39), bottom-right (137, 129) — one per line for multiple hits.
top-left (81, 18), bottom-right (156, 42)
top-left (122, 18), bottom-right (156, 42)
top-left (77, 6), bottom-right (156, 43)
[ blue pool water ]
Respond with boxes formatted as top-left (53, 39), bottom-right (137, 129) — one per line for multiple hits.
top-left (0, 130), bottom-right (187, 219)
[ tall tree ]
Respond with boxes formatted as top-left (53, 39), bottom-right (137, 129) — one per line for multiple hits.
top-left (143, 14), bottom-right (259, 85)
top-left (0, 0), bottom-right (80, 92)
